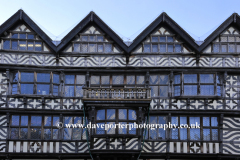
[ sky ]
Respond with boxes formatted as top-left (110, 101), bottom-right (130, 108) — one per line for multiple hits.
top-left (0, 0), bottom-right (239, 42)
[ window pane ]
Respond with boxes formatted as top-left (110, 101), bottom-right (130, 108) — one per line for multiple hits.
top-left (19, 34), bottom-right (26, 39)
top-left (107, 109), bottom-right (115, 120)
top-left (160, 44), bottom-right (166, 52)
top-left (53, 129), bottom-right (58, 139)
top-left (229, 44), bottom-right (235, 52)
top-left (73, 43), bottom-right (80, 52)
top-left (160, 37), bottom-right (166, 42)
top-left (76, 75), bottom-right (85, 84)
top-left (174, 86), bottom-right (180, 96)
top-left (96, 123), bottom-right (105, 134)
top-left (190, 128), bottom-right (200, 140)
top-left (20, 128), bottom-right (28, 139)
top-left (12, 84), bottom-right (18, 94)
top-left (27, 41), bottom-right (34, 51)
top-left (211, 117), bottom-right (218, 126)
top-left (119, 109), bottom-right (127, 120)
top-left (35, 42), bottom-right (42, 51)
top-left (21, 72), bottom-right (34, 82)
top-left (89, 44), bottom-right (96, 52)
top-left (150, 116), bottom-right (157, 139)
top-left (53, 117), bottom-right (59, 126)
top-left (126, 75), bottom-right (134, 85)
top-left (27, 34), bottom-right (34, 39)
top-left (184, 85), bottom-right (197, 95)
top-left (82, 36), bottom-right (88, 41)
top-left (167, 37), bottom-right (174, 42)
top-left (172, 128), bottom-right (178, 139)
top-left (64, 117), bottom-right (73, 125)
top-left (19, 41), bottom-right (26, 50)
top-left (106, 122), bottom-right (115, 134)
top-left (97, 36), bottom-right (103, 42)
top-left (159, 86), bottom-right (168, 97)
top-left (98, 44), bottom-right (103, 52)
top-left (174, 75), bottom-right (181, 84)
top-left (100, 76), bottom-right (109, 85)
top-left (89, 36), bottom-right (96, 41)
top-left (112, 75), bottom-right (124, 84)
top-left (160, 75), bottom-right (168, 84)
top-left (13, 72), bottom-right (19, 82)
top-left (212, 129), bottom-right (218, 140)
top-left (21, 116), bottom-right (28, 126)
top-left (37, 73), bottom-right (50, 82)
top-left (91, 76), bottom-right (100, 85)
top-left (31, 116), bottom-right (42, 126)
top-left (175, 44), bottom-right (182, 52)
top-left (129, 122), bottom-right (136, 134)
top-left (128, 110), bottom-right (137, 120)
top-left (44, 129), bottom-right (51, 140)
top-left (12, 33), bottom-right (18, 38)
top-left (65, 86), bottom-right (74, 97)
top-left (150, 86), bottom-right (158, 97)
top-left (144, 44), bottom-right (150, 52)
top-left (203, 129), bottom-right (210, 140)
top-left (53, 85), bottom-right (59, 96)
top-left (12, 115), bottom-right (20, 125)
top-left (168, 45), bottom-right (173, 52)
top-left (105, 44), bottom-right (112, 53)
top-left (119, 122), bottom-right (127, 134)
top-left (65, 75), bottom-right (75, 84)
top-left (73, 128), bottom-right (82, 140)
top-left (37, 84), bottom-right (50, 95)
top-left (172, 117), bottom-right (178, 126)
top-left (81, 44), bottom-right (88, 52)
top-left (203, 117), bottom-right (210, 126)
top-left (11, 128), bottom-right (19, 139)
top-left (184, 74), bottom-right (197, 83)
top-left (150, 75), bottom-right (158, 85)
top-left (31, 128), bottom-right (41, 139)
top-left (76, 86), bottom-right (83, 97)
top-left (63, 128), bottom-right (72, 140)
top-left (217, 86), bottom-right (221, 96)
top-left (53, 74), bottom-right (59, 83)
top-left (190, 117), bottom-right (200, 126)
top-left (97, 110), bottom-right (105, 120)
top-left (221, 45), bottom-right (227, 52)
top-left (200, 85), bottom-right (214, 95)
top-left (180, 128), bottom-right (187, 140)
top-left (136, 76), bottom-right (145, 84)
top-left (21, 84), bottom-right (34, 94)
top-left (44, 116), bottom-right (51, 126)
top-left (12, 41), bottom-right (18, 50)
top-left (3, 40), bottom-right (10, 49)
top-left (151, 36), bottom-right (158, 42)
top-left (213, 44), bottom-right (219, 53)
top-left (152, 44), bottom-right (158, 52)
top-left (200, 74), bottom-right (214, 83)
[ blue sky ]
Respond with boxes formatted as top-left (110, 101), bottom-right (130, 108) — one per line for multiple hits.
top-left (0, 0), bottom-right (239, 41)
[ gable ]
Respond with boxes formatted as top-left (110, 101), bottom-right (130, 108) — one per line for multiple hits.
top-left (132, 26), bottom-right (191, 54)
top-left (62, 25), bottom-right (122, 54)
top-left (203, 26), bottom-right (240, 53)
top-left (0, 23), bottom-right (51, 52)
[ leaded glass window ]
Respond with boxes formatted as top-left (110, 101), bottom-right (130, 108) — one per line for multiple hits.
top-left (146, 116), bottom-right (167, 140)
top-left (10, 115), bottom-right (59, 140)
top-left (149, 74), bottom-right (169, 97)
top-left (11, 71), bottom-right (60, 96)
top-left (173, 73), bottom-right (222, 96)
top-left (212, 35), bottom-right (240, 53)
top-left (64, 74), bottom-right (85, 97)
top-left (95, 109), bottom-right (137, 135)
top-left (143, 36), bottom-right (182, 53)
top-left (63, 116), bottom-right (85, 140)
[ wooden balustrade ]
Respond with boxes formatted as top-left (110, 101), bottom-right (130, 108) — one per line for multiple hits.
top-left (83, 88), bottom-right (151, 100)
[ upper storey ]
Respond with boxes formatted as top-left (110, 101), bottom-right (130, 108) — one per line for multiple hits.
top-left (1, 10), bottom-right (240, 68)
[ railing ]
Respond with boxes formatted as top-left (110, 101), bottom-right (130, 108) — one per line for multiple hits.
top-left (83, 88), bottom-right (151, 100)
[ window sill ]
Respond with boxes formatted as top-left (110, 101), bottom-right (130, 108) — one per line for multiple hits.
top-left (173, 96), bottom-right (222, 99)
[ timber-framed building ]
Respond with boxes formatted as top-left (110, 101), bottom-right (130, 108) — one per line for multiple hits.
top-left (0, 10), bottom-right (239, 160)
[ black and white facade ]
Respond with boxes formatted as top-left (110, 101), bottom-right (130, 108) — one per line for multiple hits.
top-left (0, 10), bottom-right (239, 160)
